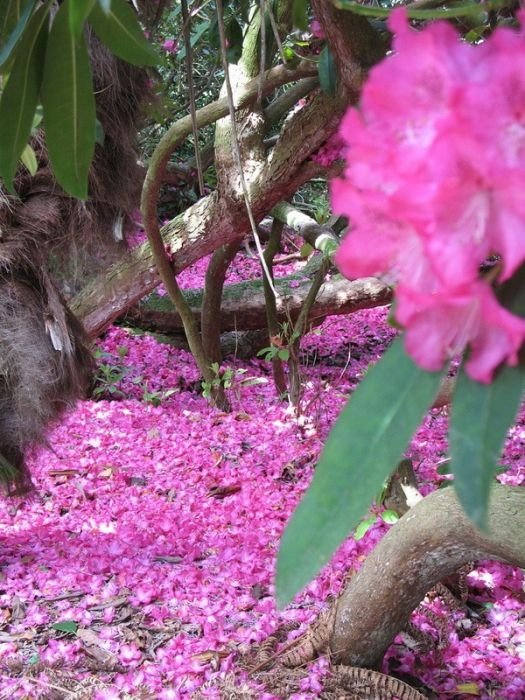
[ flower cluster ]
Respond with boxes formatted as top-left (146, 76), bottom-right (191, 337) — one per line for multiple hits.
top-left (333, 9), bottom-right (525, 382)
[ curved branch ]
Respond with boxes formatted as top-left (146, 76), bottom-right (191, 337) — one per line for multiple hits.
top-left (329, 484), bottom-right (525, 669)
top-left (139, 62), bottom-right (317, 383)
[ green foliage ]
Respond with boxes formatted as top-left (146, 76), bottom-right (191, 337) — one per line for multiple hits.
top-left (201, 362), bottom-right (236, 399)
top-left (0, 0), bottom-right (36, 69)
top-left (42, 1), bottom-right (95, 199)
top-left (201, 363), bottom-right (263, 400)
top-left (380, 508), bottom-right (399, 525)
top-left (276, 337), bottom-right (444, 607)
top-left (353, 515), bottom-right (376, 541)
top-left (92, 348), bottom-right (129, 400)
top-left (0, 0), bottom-right (159, 197)
top-left (318, 45), bottom-right (336, 96)
top-left (257, 321), bottom-right (301, 362)
top-left (292, 0), bottom-right (309, 30)
top-left (258, 345), bottom-right (290, 362)
top-left (0, 3), bottom-right (49, 189)
top-left (20, 143), bottom-right (37, 175)
top-left (89, 0), bottom-right (158, 66)
top-left (52, 621), bottom-right (79, 634)
top-left (68, 0), bottom-right (96, 38)
top-left (138, 382), bottom-right (178, 406)
top-left (450, 363), bottom-right (525, 529)
top-left (293, 180), bottom-right (331, 225)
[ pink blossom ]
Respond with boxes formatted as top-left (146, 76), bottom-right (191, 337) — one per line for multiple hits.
top-left (119, 643), bottom-right (143, 666)
top-left (310, 19), bottom-right (325, 39)
top-left (0, 255), bottom-right (522, 697)
top-left (397, 281), bottom-right (525, 382)
top-left (333, 8), bottom-right (525, 380)
top-left (162, 38), bottom-right (178, 54)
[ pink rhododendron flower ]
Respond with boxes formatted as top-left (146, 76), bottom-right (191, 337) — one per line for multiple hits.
top-left (162, 38), bottom-right (178, 54)
top-left (397, 281), bottom-right (525, 382)
top-left (310, 19), bottom-right (325, 39)
top-left (333, 8), bottom-right (525, 380)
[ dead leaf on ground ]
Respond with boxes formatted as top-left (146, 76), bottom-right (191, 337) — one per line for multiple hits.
top-left (77, 628), bottom-right (119, 666)
top-left (207, 484), bottom-right (241, 499)
top-left (154, 555), bottom-right (183, 565)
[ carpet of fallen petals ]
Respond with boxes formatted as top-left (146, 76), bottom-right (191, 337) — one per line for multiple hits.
top-left (0, 246), bottom-right (523, 699)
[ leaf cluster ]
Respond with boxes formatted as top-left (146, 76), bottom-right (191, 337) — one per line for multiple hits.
top-left (0, 0), bottom-right (158, 199)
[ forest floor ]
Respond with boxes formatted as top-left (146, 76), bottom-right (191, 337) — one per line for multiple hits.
top-left (0, 244), bottom-right (524, 699)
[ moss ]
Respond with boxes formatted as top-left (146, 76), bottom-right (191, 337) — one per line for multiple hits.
top-left (139, 258), bottom-right (325, 314)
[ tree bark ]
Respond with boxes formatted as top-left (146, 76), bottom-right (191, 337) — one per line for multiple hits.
top-left (124, 275), bottom-right (392, 334)
top-left (71, 9), bottom-right (386, 338)
top-left (329, 484), bottom-right (525, 669)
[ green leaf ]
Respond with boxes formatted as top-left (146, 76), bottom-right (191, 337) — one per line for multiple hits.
top-left (381, 509), bottom-right (399, 525)
top-left (42, 1), bottom-right (95, 199)
top-left (277, 349), bottom-right (290, 362)
top-left (300, 243), bottom-right (314, 258)
top-left (276, 337), bottom-right (444, 607)
top-left (283, 45), bottom-right (295, 63)
top-left (292, 0), bottom-right (309, 30)
top-left (20, 142), bottom-right (37, 174)
top-left (0, 0), bottom-right (37, 70)
top-left (318, 46), bottom-right (336, 96)
top-left (0, 0), bottom-right (27, 42)
top-left (450, 363), bottom-right (525, 529)
top-left (89, 0), bottom-right (158, 66)
top-left (31, 105), bottom-right (43, 130)
top-left (68, 0), bottom-right (96, 38)
top-left (354, 516), bottom-right (376, 541)
top-left (225, 17), bottom-right (243, 64)
top-left (0, 3), bottom-right (49, 188)
top-left (52, 620), bottom-right (79, 634)
top-left (333, 0), bottom-right (506, 21)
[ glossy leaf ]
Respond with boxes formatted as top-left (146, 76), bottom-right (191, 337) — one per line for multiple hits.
top-left (52, 620), bottom-right (78, 634)
top-left (97, 0), bottom-right (112, 12)
top-left (0, 4), bottom-right (49, 188)
top-left (354, 517), bottom-right (376, 541)
top-left (450, 363), bottom-right (525, 529)
top-left (318, 46), bottom-right (336, 96)
top-left (0, 0), bottom-right (26, 41)
top-left (0, 0), bottom-right (36, 70)
top-left (292, 0), bottom-right (309, 30)
top-left (42, 1), bottom-right (95, 199)
top-left (68, 0), bottom-right (96, 38)
top-left (20, 143), bottom-right (37, 175)
top-left (381, 509), bottom-right (400, 525)
top-left (89, 0), bottom-right (158, 66)
top-left (276, 337), bottom-right (444, 607)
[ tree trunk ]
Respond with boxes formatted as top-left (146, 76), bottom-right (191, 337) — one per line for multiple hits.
top-left (124, 275), bottom-right (392, 335)
top-left (72, 8), bottom-right (386, 338)
top-left (329, 484), bottom-right (525, 669)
